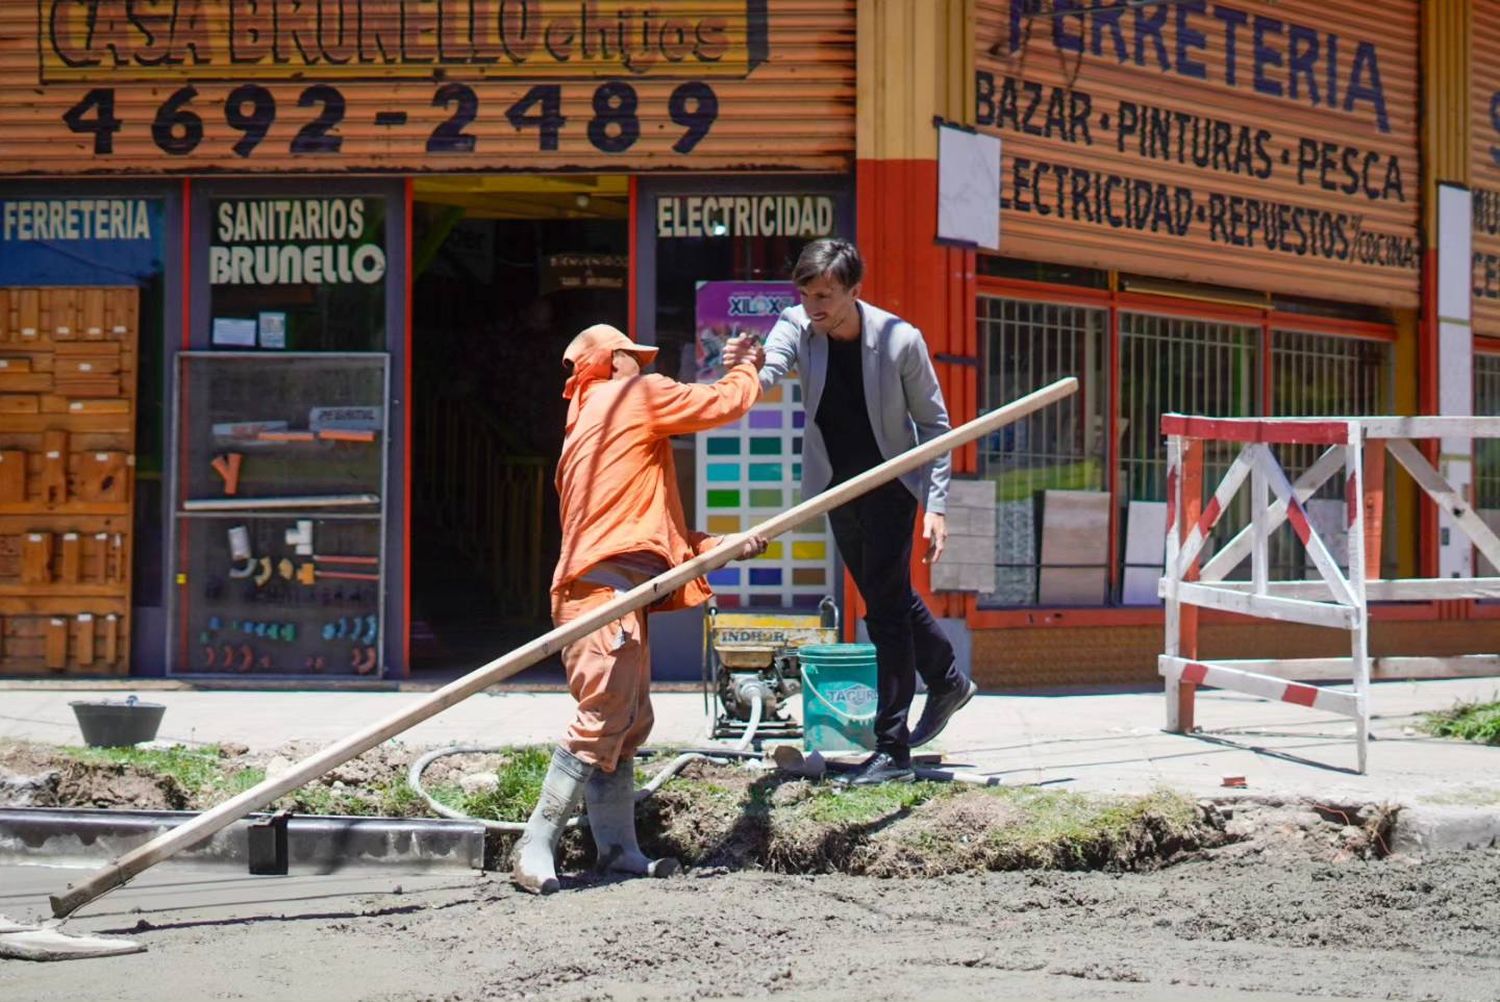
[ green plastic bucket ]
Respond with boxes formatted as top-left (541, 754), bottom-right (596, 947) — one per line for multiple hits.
top-left (799, 643), bottom-right (878, 753)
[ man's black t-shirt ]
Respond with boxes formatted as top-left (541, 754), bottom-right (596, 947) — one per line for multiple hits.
top-left (815, 327), bottom-right (884, 485)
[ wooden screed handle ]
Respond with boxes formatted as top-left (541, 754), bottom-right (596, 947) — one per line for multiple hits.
top-left (51, 376), bottom-right (1077, 918)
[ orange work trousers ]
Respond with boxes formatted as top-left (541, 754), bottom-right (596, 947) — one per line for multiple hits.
top-left (552, 578), bottom-right (654, 774)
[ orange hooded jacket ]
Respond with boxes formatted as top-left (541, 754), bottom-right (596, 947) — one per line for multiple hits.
top-left (552, 355), bottom-right (761, 611)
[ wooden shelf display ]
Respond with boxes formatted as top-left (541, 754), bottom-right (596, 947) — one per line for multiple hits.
top-left (0, 287), bottom-right (138, 674)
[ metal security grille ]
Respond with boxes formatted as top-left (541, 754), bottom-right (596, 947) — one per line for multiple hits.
top-left (1476, 353), bottom-right (1500, 510)
top-left (1270, 330), bottom-right (1392, 578)
top-left (977, 296), bottom-right (1107, 607)
top-left (1119, 312), bottom-right (1259, 503)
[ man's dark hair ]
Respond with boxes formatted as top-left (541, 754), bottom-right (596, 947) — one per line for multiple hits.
top-left (792, 239), bottom-right (863, 290)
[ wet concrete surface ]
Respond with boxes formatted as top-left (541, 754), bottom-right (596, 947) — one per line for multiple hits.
top-left (3, 850), bottom-right (1499, 1002)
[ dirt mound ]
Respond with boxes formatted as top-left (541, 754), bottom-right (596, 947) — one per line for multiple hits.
top-left (53, 759), bottom-right (195, 810)
top-left (635, 761), bottom-right (1224, 876)
top-left (1, 740), bottom-right (1400, 879)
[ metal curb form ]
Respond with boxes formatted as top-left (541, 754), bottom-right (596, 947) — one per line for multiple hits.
top-left (0, 808), bottom-right (485, 872)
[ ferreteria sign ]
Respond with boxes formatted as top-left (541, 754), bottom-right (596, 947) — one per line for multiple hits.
top-left (0, 197), bottom-right (163, 286)
top-left (0, 1), bottom-right (855, 175)
top-left (975, 0), bottom-right (1420, 308)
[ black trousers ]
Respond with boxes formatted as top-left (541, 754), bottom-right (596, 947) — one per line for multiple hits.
top-left (828, 480), bottom-right (961, 760)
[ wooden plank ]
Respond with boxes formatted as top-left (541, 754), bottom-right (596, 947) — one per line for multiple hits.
top-left (0, 595), bottom-right (129, 615)
top-left (72, 452), bottom-right (130, 504)
top-left (1363, 441), bottom-right (1386, 579)
top-left (1387, 438), bottom-right (1500, 573)
top-left (0, 451), bottom-right (24, 503)
top-left (54, 340), bottom-right (123, 359)
top-left (0, 373), bottom-right (51, 393)
top-left (43, 617), bottom-right (67, 669)
top-left (1252, 444), bottom-right (1358, 607)
top-left (0, 395), bottom-right (40, 414)
top-left (1158, 656), bottom-right (1360, 717)
top-left (74, 613), bottom-right (95, 665)
top-left (1179, 437), bottom-right (1204, 732)
top-left (16, 290), bottom-right (40, 341)
top-left (1175, 447), bottom-right (1255, 575)
top-left (0, 503), bottom-right (131, 518)
top-left (54, 375), bottom-right (123, 398)
top-left (58, 532), bottom-right (80, 584)
top-left (40, 430), bottom-right (67, 507)
top-left (20, 533), bottom-right (52, 585)
top-left (1189, 655), bottom-right (1500, 681)
top-left (101, 613), bottom-right (120, 666)
top-left (1173, 581), bottom-right (1356, 629)
top-left (63, 398), bottom-right (131, 415)
top-left (1361, 416), bottom-right (1500, 439)
top-left (1210, 578), bottom-right (1500, 601)
top-left (79, 289), bottom-right (106, 339)
top-left (0, 415), bottom-right (135, 435)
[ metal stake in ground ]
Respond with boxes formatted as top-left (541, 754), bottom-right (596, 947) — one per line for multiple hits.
top-left (49, 377), bottom-right (1078, 921)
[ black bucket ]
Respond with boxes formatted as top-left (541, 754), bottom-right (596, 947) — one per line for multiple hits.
top-left (69, 696), bottom-right (166, 748)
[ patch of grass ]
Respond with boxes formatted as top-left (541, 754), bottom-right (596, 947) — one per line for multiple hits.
top-left (797, 781), bottom-right (952, 824)
top-left (375, 778), bottom-right (427, 817)
top-left (1421, 700), bottom-right (1500, 746)
top-left (62, 743), bottom-right (266, 806)
top-left (64, 743), bottom-right (227, 790)
top-left (448, 746), bottom-right (554, 824)
top-left (983, 787), bottom-right (1200, 868)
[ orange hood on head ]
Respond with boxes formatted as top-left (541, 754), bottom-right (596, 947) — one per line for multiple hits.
top-left (562, 346), bottom-right (615, 433)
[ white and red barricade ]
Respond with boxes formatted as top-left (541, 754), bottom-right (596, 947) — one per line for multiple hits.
top-left (1160, 415), bottom-right (1500, 774)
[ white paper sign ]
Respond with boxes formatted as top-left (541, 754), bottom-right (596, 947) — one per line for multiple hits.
top-left (937, 124), bottom-right (1001, 250)
top-left (258, 311), bottom-right (287, 349)
top-left (211, 317), bottom-right (257, 347)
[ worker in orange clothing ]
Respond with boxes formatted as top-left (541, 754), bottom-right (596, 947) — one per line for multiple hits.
top-left (512, 323), bottom-right (768, 895)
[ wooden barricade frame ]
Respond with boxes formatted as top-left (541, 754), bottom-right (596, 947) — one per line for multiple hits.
top-left (1160, 414), bottom-right (1500, 774)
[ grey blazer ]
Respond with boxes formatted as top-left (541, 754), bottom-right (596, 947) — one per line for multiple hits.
top-left (760, 300), bottom-right (952, 514)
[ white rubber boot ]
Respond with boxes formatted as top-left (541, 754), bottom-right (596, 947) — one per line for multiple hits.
top-left (511, 747), bottom-right (593, 895)
top-left (585, 763), bottom-right (680, 878)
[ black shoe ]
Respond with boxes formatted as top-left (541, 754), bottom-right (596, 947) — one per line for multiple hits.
top-left (909, 678), bottom-right (978, 749)
top-left (845, 751), bottom-right (915, 786)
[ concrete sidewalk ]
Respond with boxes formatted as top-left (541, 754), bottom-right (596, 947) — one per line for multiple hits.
top-left (5, 676), bottom-right (1500, 809)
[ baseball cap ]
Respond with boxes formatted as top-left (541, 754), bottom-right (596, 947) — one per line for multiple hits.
top-left (563, 323), bottom-right (659, 366)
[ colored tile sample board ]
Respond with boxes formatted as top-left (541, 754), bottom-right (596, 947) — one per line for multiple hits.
top-left (694, 281), bottom-right (836, 610)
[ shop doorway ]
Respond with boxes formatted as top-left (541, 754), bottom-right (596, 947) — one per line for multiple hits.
top-left (410, 176), bottom-right (628, 674)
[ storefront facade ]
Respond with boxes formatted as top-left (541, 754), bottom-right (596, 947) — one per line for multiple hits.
top-left (3, 0), bottom-right (1494, 688)
top-left (941, 0), bottom-right (1500, 689)
top-left (0, 0), bottom-right (858, 679)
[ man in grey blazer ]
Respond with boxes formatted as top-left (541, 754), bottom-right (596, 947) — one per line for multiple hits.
top-left (725, 239), bottom-right (977, 785)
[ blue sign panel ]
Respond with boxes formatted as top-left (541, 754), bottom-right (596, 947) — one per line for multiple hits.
top-left (0, 198), bottom-right (163, 286)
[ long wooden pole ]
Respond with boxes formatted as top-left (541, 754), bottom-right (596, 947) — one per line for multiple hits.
top-left (51, 377), bottom-right (1077, 918)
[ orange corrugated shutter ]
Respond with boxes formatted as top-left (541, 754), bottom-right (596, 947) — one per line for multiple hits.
top-left (0, 1), bottom-right (853, 175)
top-left (975, 0), bottom-right (1419, 308)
